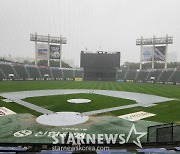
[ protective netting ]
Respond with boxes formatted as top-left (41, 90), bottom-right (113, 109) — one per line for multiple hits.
top-left (147, 123), bottom-right (180, 142)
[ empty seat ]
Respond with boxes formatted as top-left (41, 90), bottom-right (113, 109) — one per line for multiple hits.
top-left (97, 149), bottom-right (127, 154)
top-left (169, 71), bottom-right (180, 83)
top-left (40, 150), bottom-right (72, 154)
top-left (125, 70), bottom-right (137, 80)
top-left (74, 69), bottom-right (84, 78)
top-left (26, 66), bottom-right (41, 78)
top-left (0, 63), bottom-right (16, 78)
top-left (116, 71), bottom-right (126, 80)
top-left (175, 147), bottom-right (180, 151)
top-left (147, 70), bottom-right (162, 81)
top-left (137, 148), bottom-right (167, 153)
top-left (13, 65), bottom-right (28, 79)
top-left (51, 68), bottom-right (63, 78)
top-left (136, 71), bottom-right (149, 81)
top-left (0, 146), bottom-right (27, 152)
top-left (63, 68), bottom-right (74, 79)
top-left (39, 67), bottom-right (52, 78)
top-left (0, 69), bottom-right (5, 80)
top-left (158, 70), bottom-right (174, 82)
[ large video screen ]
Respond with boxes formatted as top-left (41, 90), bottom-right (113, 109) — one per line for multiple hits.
top-left (80, 52), bottom-right (120, 69)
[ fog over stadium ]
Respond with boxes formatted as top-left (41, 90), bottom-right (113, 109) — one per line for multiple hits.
top-left (0, 0), bottom-right (180, 66)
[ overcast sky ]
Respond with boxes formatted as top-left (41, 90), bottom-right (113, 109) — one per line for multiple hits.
top-left (0, 0), bottom-right (180, 66)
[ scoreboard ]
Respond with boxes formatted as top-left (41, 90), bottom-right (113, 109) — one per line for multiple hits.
top-left (80, 51), bottom-right (120, 80)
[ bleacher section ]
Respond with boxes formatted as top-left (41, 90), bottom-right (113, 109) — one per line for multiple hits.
top-left (13, 64), bottom-right (29, 79)
top-left (147, 70), bottom-right (162, 82)
top-left (63, 68), bottom-right (74, 79)
top-left (0, 62), bottom-right (179, 84)
top-left (158, 70), bottom-right (174, 82)
top-left (51, 68), bottom-right (63, 79)
top-left (125, 70), bottom-right (137, 81)
top-left (116, 70), bottom-right (126, 81)
top-left (136, 71), bottom-right (149, 82)
top-left (74, 69), bottom-right (84, 78)
top-left (170, 71), bottom-right (180, 83)
top-left (0, 63), bottom-right (17, 78)
top-left (39, 67), bottom-right (52, 78)
top-left (26, 66), bottom-right (41, 79)
top-left (0, 69), bottom-right (5, 80)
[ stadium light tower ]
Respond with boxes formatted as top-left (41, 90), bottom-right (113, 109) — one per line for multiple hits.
top-left (136, 35), bottom-right (173, 69)
top-left (30, 32), bottom-right (67, 67)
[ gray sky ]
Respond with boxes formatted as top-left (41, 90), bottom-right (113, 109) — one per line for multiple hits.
top-left (0, 0), bottom-right (180, 66)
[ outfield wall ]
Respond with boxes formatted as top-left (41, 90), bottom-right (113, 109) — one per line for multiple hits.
top-left (0, 62), bottom-right (180, 84)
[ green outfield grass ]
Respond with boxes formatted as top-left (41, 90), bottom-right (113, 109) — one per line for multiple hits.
top-left (0, 96), bottom-right (41, 117)
top-left (24, 93), bottom-right (135, 113)
top-left (0, 81), bottom-right (180, 123)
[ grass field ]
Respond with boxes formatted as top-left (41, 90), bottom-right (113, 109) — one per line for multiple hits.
top-left (24, 93), bottom-right (135, 112)
top-left (0, 80), bottom-right (180, 123)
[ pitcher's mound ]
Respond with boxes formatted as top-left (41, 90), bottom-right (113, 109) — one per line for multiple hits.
top-left (36, 112), bottom-right (89, 126)
top-left (67, 99), bottom-right (91, 104)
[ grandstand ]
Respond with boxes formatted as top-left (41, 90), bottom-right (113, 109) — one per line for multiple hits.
top-left (0, 62), bottom-right (179, 84)
top-left (125, 70), bottom-right (137, 81)
top-left (116, 70), bottom-right (126, 81)
top-left (50, 67), bottom-right (63, 79)
top-left (39, 67), bottom-right (52, 78)
top-left (136, 70), bottom-right (149, 82)
top-left (158, 70), bottom-right (175, 82)
top-left (0, 63), bottom-right (17, 78)
top-left (74, 68), bottom-right (84, 78)
top-left (0, 69), bottom-right (5, 80)
top-left (63, 68), bottom-right (74, 79)
top-left (13, 64), bottom-right (29, 80)
top-left (146, 70), bottom-right (162, 82)
top-left (25, 65), bottom-right (41, 79)
top-left (169, 70), bottom-right (180, 83)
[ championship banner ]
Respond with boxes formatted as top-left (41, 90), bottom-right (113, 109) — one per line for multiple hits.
top-left (37, 43), bottom-right (48, 59)
top-left (142, 46), bottom-right (153, 62)
top-left (50, 45), bottom-right (61, 59)
top-left (154, 46), bottom-right (166, 61)
top-left (118, 111), bottom-right (156, 121)
top-left (0, 107), bottom-right (16, 116)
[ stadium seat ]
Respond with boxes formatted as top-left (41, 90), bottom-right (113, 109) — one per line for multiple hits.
top-left (137, 148), bottom-right (168, 153)
top-left (125, 70), bottom-right (137, 81)
top-left (39, 67), bottom-right (52, 78)
top-left (146, 70), bottom-right (162, 82)
top-left (0, 63), bottom-right (17, 78)
top-left (13, 64), bottom-right (29, 79)
top-left (40, 150), bottom-right (72, 154)
top-left (51, 68), bottom-right (63, 79)
top-left (74, 69), bottom-right (84, 78)
top-left (96, 149), bottom-right (127, 154)
top-left (169, 71), bottom-right (180, 83)
top-left (175, 147), bottom-right (180, 151)
top-left (63, 68), bottom-right (74, 79)
top-left (158, 70), bottom-right (174, 82)
top-left (0, 146), bottom-right (27, 152)
top-left (136, 71), bottom-right (149, 82)
top-left (0, 69), bottom-right (5, 80)
top-left (116, 70), bottom-right (126, 81)
top-left (26, 65), bottom-right (41, 79)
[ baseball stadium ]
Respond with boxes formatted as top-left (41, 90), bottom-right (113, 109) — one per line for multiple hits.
top-left (0, 0), bottom-right (180, 153)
